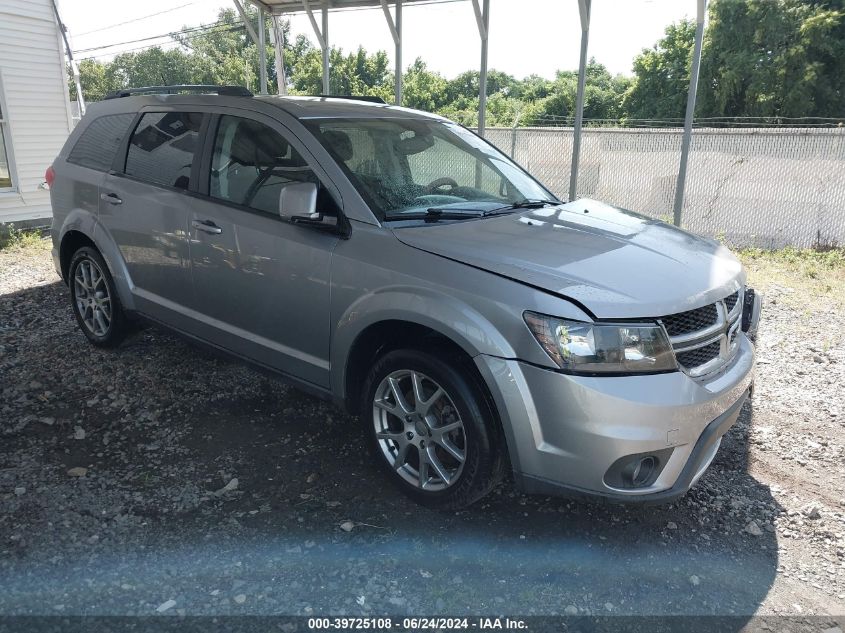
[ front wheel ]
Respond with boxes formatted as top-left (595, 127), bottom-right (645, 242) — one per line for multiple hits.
top-left (362, 349), bottom-right (504, 509)
top-left (68, 246), bottom-right (129, 347)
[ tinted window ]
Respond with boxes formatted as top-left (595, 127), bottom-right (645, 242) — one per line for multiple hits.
top-left (67, 113), bottom-right (134, 172)
top-left (210, 115), bottom-right (322, 215)
top-left (125, 112), bottom-right (204, 189)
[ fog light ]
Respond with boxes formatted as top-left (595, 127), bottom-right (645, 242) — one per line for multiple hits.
top-left (604, 448), bottom-right (673, 490)
top-left (630, 456), bottom-right (656, 486)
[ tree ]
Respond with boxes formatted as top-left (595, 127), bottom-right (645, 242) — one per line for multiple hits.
top-left (520, 60), bottom-right (628, 125)
top-left (173, 7), bottom-right (290, 93)
top-left (621, 20), bottom-right (696, 122)
top-left (290, 45), bottom-right (392, 99)
top-left (402, 58), bottom-right (448, 112)
top-left (69, 59), bottom-right (112, 102)
top-left (698, 0), bottom-right (845, 119)
top-left (444, 69), bottom-right (520, 102)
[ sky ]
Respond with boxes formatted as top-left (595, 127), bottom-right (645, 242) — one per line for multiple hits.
top-left (59, 0), bottom-right (696, 80)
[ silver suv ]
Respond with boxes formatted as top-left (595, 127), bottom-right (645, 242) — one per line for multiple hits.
top-left (48, 86), bottom-right (761, 509)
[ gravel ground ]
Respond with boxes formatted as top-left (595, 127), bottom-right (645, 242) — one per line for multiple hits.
top-left (0, 239), bottom-right (843, 622)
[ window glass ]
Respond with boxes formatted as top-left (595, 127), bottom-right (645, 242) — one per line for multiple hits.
top-left (0, 126), bottom-right (10, 189)
top-left (0, 103), bottom-right (12, 188)
top-left (406, 135), bottom-right (502, 193)
top-left (210, 115), bottom-right (321, 215)
top-left (309, 118), bottom-right (553, 220)
top-left (125, 112), bottom-right (204, 189)
top-left (67, 113), bottom-right (134, 172)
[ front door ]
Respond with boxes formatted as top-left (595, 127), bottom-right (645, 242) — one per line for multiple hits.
top-left (187, 113), bottom-right (341, 388)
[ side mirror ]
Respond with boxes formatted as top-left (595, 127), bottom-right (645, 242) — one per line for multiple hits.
top-left (279, 181), bottom-right (319, 221)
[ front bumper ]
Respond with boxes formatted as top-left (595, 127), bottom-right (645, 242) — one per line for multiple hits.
top-left (475, 332), bottom-right (755, 503)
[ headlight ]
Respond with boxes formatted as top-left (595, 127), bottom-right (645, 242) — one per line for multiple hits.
top-left (523, 311), bottom-right (677, 374)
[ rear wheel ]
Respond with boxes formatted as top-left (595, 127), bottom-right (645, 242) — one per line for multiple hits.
top-left (68, 247), bottom-right (128, 347)
top-left (362, 349), bottom-right (503, 509)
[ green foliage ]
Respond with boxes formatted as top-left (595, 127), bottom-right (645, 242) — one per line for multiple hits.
top-left (291, 45), bottom-right (392, 100)
top-left (739, 245), bottom-right (845, 270)
top-left (0, 224), bottom-right (45, 251)
top-left (622, 20), bottom-right (696, 122)
top-left (401, 58), bottom-right (448, 112)
top-left (698, 0), bottom-right (845, 119)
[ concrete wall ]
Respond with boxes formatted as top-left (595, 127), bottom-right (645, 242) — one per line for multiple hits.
top-left (485, 126), bottom-right (845, 249)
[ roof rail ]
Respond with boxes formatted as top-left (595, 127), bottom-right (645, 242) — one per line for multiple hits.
top-left (104, 85), bottom-right (253, 100)
top-left (314, 94), bottom-right (387, 104)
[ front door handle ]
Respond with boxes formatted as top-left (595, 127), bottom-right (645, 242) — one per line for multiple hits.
top-left (192, 219), bottom-right (223, 235)
top-left (100, 192), bottom-right (122, 205)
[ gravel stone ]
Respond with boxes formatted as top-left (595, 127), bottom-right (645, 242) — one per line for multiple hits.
top-left (156, 599), bottom-right (177, 613)
top-left (745, 521), bottom-right (763, 536)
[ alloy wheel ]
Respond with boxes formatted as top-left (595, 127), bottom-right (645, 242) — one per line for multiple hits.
top-left (73, 258), bottom-right (112, 337)
top-left (372, 369), bottom-right (467, 491)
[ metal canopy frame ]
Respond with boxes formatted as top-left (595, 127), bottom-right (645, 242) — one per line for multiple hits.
top-left (237, 0), bottom-right (708, 217)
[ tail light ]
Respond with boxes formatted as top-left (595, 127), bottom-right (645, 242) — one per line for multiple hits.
top-left (45, 166), bottom-right (55, 189)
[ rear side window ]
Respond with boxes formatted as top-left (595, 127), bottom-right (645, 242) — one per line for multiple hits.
top-left (125, 112), bottom-right (204, 190)
top-left (67, 113), bottom-right (134, 172)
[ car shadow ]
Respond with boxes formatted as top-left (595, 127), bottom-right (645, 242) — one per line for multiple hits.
top-left (0, 280), bottom-right (781, 625)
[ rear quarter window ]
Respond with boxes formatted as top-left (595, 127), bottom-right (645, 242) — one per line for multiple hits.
top-left (67, 113), bottom-right (134, 172)
top-left (125, 112), bottom-right (204, 190)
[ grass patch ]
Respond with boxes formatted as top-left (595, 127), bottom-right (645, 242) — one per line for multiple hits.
top-left (0, 224), bottom-right (47, 251)
top-left (738, 246), bottom-right (845, 272)
top-left (738, 246), bottom-right (845, 308)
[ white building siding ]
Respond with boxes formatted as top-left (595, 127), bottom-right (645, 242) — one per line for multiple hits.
top-left (0, 0), bottom-right (73, 223)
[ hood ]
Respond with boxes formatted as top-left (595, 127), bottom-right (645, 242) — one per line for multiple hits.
top-left (392, 198), bottom-right (744, 319)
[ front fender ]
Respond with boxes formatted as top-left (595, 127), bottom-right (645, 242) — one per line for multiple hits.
top-left (330, 285), bottom-right (516, 398)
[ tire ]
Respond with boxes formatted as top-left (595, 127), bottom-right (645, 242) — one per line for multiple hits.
top-left (68, 246), bottom-right (129, 348)
top-left (362, 348), bottom-right (504, 509)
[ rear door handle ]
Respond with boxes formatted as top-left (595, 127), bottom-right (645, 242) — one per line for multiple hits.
top-left (100, 192), bottom-right (122, 205)
top-left (192, 219), bottom-right (223, 235)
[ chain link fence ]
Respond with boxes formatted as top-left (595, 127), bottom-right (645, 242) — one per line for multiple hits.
top-left (483, 125), bottom-right (845, 249)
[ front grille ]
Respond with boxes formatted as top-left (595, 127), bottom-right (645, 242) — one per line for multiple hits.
top-left (661, 303), bottom-right (718, 337)
top-left (658, 288), bottom-right (744, 376)
top-left (676, 340), bottom-right (721, 369)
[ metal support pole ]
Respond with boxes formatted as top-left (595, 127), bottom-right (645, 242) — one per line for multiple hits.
top-left (380, 0), bottom-right (402, 105)
top-left (510, 109), bottom-right (521, 158)
top-left (569, 0), bottom-right (590, 202)
top-left (272, 15), bottom-right (287, 95)
top-left (322, 5), bottom-right (330, 94)
top-left (51, 0), bottom-right (85, 115)
top-left (673, 0), bottom-right (707, 227)
top-left (396, 1), bottom-right (402, 104)
top-left (233, 0), bottom-right (260, 44)
top-left (258, 7), bottom-right (268, 94)
top-left (472, 0), bottom-right (490, 136)
top-left (302, 0), bottom-right (329, 94)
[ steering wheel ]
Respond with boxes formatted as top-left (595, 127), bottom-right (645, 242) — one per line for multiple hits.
top-left (425, 177), bottom-right (459, 193)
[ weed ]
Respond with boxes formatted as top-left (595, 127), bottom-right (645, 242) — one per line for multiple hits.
top-left (0, 224), bottom-right (45, 251)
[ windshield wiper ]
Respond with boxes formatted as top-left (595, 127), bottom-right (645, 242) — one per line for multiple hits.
top-left (382, 199), bottom-right (560, 222)
top-left (383, 208), bottom-right (485, 222)
top-left (484, 199), bottom-right (560, 214)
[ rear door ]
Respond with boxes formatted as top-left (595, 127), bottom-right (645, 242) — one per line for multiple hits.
top-left (185, 111), bottom-right (343, 388)
top-left (98, 109), bottom-right (207, 326)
